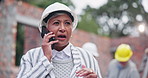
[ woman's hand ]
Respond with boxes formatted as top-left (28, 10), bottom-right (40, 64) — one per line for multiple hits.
top-left (41, 32), bottom-right (58, 61)
top-left (76, 65), bottom-right (98, 78)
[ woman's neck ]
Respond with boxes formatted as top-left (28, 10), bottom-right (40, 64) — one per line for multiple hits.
top-left (54, 43), bottom-right (69, 51)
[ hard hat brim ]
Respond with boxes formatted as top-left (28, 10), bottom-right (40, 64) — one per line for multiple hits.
top-left (115, 54), bottom-right (131, 62)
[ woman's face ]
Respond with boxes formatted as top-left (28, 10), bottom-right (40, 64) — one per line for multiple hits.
top-left (47, 14), bottom-right (73, 50)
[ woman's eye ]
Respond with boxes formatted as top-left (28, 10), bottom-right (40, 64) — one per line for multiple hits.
top-left (53, 22), bottom-right (59, 25)
top-left (65, 22), bottom-right (71, 25)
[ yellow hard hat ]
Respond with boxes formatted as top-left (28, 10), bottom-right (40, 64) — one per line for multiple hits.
top-left (115, 44), bottom-right (133, 62)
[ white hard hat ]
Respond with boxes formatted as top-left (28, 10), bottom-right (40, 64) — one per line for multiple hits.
top-left (82, 42), bottom-right (99, 57)
top-left (39, 2), bottom-right (78, 32)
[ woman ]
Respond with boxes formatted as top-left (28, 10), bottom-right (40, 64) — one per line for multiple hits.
top-left (17, 2), bottom-right (102, 78)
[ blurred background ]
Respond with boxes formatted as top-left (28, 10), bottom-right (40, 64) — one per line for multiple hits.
top-left (0, 0), bottom-right (148, 78)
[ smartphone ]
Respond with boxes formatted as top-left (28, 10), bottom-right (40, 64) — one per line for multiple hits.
top-left (41, 26), bottom-right (56, 49)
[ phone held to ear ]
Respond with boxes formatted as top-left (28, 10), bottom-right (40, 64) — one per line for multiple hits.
top-left (41, 26), bottom-right (56, 49)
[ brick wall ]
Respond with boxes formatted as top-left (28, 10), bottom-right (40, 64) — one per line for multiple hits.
top-left (24, 25), bottom-right (42, 53)
top-left (0, 0), bottom-right (17, 78)
top-left (16, 1), bottom-right (42, 19)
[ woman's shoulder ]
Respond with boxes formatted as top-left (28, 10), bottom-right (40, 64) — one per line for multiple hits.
top-left (26, 47), bottom-right (42, 54)
top-left (76, 47), bottom-right (94, 57)
top-left (23, 47), bottom-right (43, 60)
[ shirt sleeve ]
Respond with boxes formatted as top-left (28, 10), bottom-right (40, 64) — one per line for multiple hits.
top-left (17, 52), bottom-right (54, 78)
top-left (91, 55), bottom-right (102, 78)
top-left (130, 67), bottom-right (140, 78)
top-left (78, 47), bottom-right (102, 78)
top-left (86, 50), bottom-right (102, 78)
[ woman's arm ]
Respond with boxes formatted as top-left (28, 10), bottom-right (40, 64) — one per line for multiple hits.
top-left (17, 51), bottom-right (54, 78)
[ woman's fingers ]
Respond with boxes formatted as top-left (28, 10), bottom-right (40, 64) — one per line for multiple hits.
top-left (76, 68), bottom-right (94, 76)
top-left (76, 65), bottom-right (97, 78)
top-left (43, 32), bottom-right (55, 42)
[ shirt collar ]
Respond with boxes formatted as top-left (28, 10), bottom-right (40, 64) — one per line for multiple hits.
top-left (63, 43), bottom-right (71, 57)
top-left (52, 43), bottom-right (72, 58)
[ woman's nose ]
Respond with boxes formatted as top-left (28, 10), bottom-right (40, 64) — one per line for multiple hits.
top-left (59, 24), bottom-right (66, 33)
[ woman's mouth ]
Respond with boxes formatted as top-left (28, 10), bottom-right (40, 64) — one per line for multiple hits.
top-left (57, 35), bottom-right (66, 40)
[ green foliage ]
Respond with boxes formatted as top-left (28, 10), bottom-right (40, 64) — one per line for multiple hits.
top-left (92, 0), bottom-right (148, 38)
top-left (78, 6), bottom-right (100, 35)
top-left (15, 23), bottom-right (24, 66)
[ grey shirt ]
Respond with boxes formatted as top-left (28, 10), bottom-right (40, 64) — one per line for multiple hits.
top-left (106, 59), bottom-right (140, 78)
